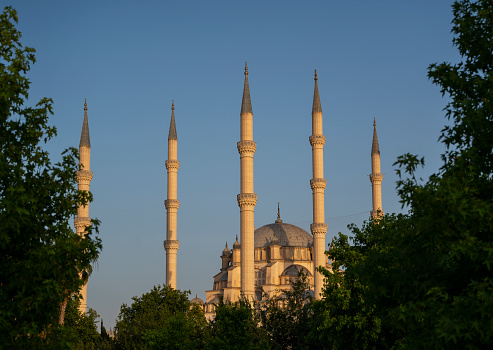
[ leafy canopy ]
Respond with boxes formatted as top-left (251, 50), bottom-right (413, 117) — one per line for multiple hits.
top-left (0, 6), bottom-right (101, 347)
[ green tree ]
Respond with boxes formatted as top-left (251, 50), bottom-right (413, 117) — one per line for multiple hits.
top-left (318, 0), bottom-right (493, 348)
top-left (0, 6), bottom-right (102, 348)
top-left (259, 272), bottom-right (314, 350)
top-left (207, 298), bottom-right (269, 350)
top-left (62, 298), bottom-right (102, 350)
top-left (114, 285), bottom-right (208, 350)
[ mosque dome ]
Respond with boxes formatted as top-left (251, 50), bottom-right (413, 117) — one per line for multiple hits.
top-left (190, 295), bottom-right (204, 305)
top-left (254, 222), bottom-right (313, 248)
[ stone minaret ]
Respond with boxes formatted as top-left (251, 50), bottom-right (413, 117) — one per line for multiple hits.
top-left (75, 99), bottom-right (93, 314)
top-left (237, 62), bottom-right (256, 300)
top-left (164, 101), bottom-right (180, 288)
top-left (309, 71), bottom-right (328, 299)
top-left (370, 118), bottom-right (384, 219)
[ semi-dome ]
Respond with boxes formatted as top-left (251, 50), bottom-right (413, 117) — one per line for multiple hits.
top-left (254, 222), bottom-right (313, 248)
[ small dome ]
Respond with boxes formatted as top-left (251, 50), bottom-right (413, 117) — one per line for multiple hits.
top-left (222, 242), bottom-right (230, 256)
top-left (270, 232), bottom-right (280, 246)
top-left (233, 234), bottom-right (241, 249)
top-left (191, 295), bottom-right (204, 305)
top-left (255, 223), bottom-right (313, 248)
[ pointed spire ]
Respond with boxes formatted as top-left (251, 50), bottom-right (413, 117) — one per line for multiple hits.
top-left (312, 70), bottom-right (322, 114)
top-left (372, 117), bottom-right (380, 155)
top-left (275, 202), bottom-right (283, 223)
top-left (79, 99), bottom-right (91, 147)
top-left (225, 242), bottom-right (228, 250)
top-left (241, 62), bottom-right (252, 114)
top-left (168, 100), bottom-right (177, 140)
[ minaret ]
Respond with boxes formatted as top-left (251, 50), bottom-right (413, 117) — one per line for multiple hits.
top-left (237, 62), bottom-right (257, 300)
top-left (309, 70), bottom-right (328, 299)
top-left (164, 101), bottom-right (180, 288)
top-left (370, 118), bottom-right (384, 219)
top-left (75, 99), bottom-right (93, 314)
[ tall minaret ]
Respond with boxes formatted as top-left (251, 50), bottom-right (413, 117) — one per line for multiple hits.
top-left (370, 118), bottom-right (384, 219)
top-left (309, 70), bottom-right (328, 299)
top-left (75, 99), bottom-right (93, 314)
top-left (164, 101), bottom-right (180, 288)
top-left (237, 62), bottom-right (256, 300)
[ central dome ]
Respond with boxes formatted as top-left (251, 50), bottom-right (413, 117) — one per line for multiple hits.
top-left (254, 222), bottom-right (313, 248)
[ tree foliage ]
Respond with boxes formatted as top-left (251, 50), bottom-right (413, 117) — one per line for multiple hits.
top-left (0, 6), bottom-right (101, 348)
top-left (207, 298), bottom-right (269, 350)
top-left (259, 272), bottom-right (314, 350)
top-left (319, 1), bottom-right (493, 348)
top-left (114, 285), bottom-right (208, 350)
top-left (62, 298), bottom-right (113, 350)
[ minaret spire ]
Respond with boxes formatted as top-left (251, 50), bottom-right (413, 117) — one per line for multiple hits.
top-left (80, 99), bottom-right (91, 147)
top-left (370, 118), bottom-right (384, 219)
top-left (312, 70), bottom-right (322, 114)
top-left (164, 101), bottom-right (180, 288)
top-left (241, 62), bottom-right (252, 115)
top-left (237, 62), bottom-right (257, 301)
top-left (168, 100), bottom-right (177, 140)
top-left (75, 99), bottom-right (94, 314)
top-left (309, 70), bottom-right (328, 299)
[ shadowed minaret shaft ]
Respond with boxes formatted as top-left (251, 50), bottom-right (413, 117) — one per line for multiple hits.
top-left (75, 99), bottom-right (93, 314)
top-left (237, 62), bottom-right (256, 300)
top-left (310, 71), bottom-right (328, 299)
top-left (164, 101), bottom-right (180, 288)
top-left (370, 118), bottom-right (384, 219)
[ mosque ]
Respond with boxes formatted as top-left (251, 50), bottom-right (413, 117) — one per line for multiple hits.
top-left (76, 65), bottom-right (383, 317)
top-left (163, 64), bottom-right (384, 318)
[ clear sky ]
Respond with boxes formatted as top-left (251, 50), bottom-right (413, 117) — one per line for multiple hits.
top-left (11, 0), bottom-right (459, 329)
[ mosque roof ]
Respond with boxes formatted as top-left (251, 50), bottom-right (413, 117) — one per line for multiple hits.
top-left (254, 222), bottom-right (313, 248)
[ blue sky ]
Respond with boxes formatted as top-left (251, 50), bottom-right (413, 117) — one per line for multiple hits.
top-left (11, 0), bottom-right (458, 329)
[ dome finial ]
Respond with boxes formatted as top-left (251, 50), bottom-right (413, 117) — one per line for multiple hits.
top-left (275, 202), bottom-right (283, 223)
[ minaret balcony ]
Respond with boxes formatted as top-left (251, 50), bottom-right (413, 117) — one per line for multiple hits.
top-left (165, 199), bottom-right (180, 210)
top-left (310, 178), bottom-right (327, 190)
top-left (237, 140), bottom-right (256, 155)
top-left (369, 173), bottom-right (383, 183)
top-left (309, 134), bottom-right (326, 147)
top-left (163, 239), bottom-right (180, 251)
top-left (237, 193), bottom-right (257, 208)
top-left (310, 223), bottom-right (328, 236)
top-left (76, 170), bottom-right (93, 182)
top-left (165, 159), bottom-right (180, 170)
top-left (74, 217), bottom-right (92, 230)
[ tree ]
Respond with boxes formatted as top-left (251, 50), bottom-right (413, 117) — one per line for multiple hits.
top-left (319, 0), bottom-right (493, 348)
top-left (259, 272), bottom-right (314, 350)
top-left (0, 6), bottom-right (102, 347)
top-left (207, 298), bottom-right (269, 350)
top-left (114, 285), bottom-right (208, 350)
